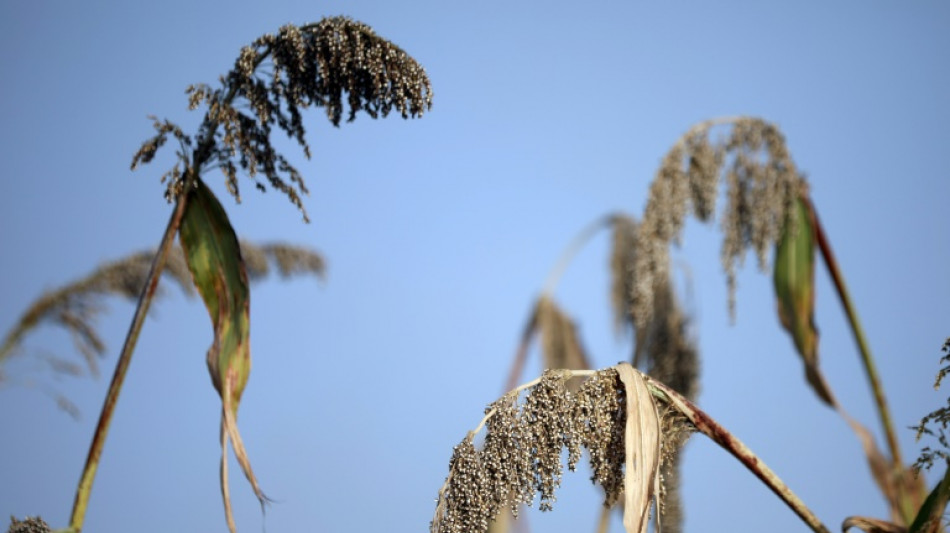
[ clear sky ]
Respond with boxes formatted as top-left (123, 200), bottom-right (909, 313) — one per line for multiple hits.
top-left (1, 2), bottom-right (948, 532)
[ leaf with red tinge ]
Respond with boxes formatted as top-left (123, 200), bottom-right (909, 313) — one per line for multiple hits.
top-left (774, 195), bottom-right (835, 405)
top-left (179, 178), bottom-right (266, 533)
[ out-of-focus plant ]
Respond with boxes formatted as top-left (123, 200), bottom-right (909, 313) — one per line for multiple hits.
top-left (0, 241), bottom-right (325, 417)
top-left (3, 16), bottom-right (430, 533)
top-left (437, 117), bottom-right (934, 533)
top-left (3, 13), bottom-right (940, 533)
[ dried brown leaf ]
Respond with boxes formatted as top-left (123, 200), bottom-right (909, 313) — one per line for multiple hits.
top-left (615, 363), bottom-right (661, 533)
top-left (842, 516), bottom-right (906, 533)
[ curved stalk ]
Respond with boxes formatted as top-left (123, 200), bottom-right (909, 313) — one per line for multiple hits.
top-left (805, 195), bottom-right (924, 524)
top-left (542, 213), bottom-right (618, 294)
top-left (65, 38), bottom-right (278, 531)
top-left (805, 196), bottom-right (902, 469)
top-left (646, 375), bottom-right (831, 533)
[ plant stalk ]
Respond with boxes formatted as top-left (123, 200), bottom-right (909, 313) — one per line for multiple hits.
top-left (67, 193), bottom-right (190, 532)
top-left (805, 197), bottom-right (903, 469)
top-left (804, 195), bottom-right (925, 523)
top-left (65, 43), bottom-right (263, 530)
top-left (646, 374), bottom-right (831, 533)
top-left (542, 213), bottom-right (618, 295)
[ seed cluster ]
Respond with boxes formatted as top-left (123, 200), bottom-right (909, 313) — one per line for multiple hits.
top-left (0, 241), bottom-right (323, 417)
top-left (913, 337), bottom-right (950, 472)
top-left (432, 369), bottom-right (629, 533)
top-left (6, 516), bottom-right (50, 533)
top-left (631, 117), bottom-right (806, 332)
top-left (131, 17), bottom-right (433, 221)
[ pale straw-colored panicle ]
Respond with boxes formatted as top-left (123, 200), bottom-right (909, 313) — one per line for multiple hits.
top-left (631, 117), bottom-right (807, 334)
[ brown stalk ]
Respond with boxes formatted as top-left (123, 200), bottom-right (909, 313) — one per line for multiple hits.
top-left (645, 373), bottom-right (831, 533)
top-left (805, 195), bottom-right (922, 523)
top-left (67, 190), bottom-right (190, 532)
top-left (64, 21), bottom-right (280, 527)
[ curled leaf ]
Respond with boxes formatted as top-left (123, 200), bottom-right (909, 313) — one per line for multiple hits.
top-left (842, 516), bottom-right (906, 533)
top-left (616, 363), bottom-right (662, 533)
top-left (774, 194), bottom-right (834, 405)
top-left (179, 178), bottom-right (266, 532)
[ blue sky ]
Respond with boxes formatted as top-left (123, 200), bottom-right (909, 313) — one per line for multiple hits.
top-left (1, 2), bottom-right (948, 532)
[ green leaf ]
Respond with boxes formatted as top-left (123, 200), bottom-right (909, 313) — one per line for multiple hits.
top-left (774, 195), bottom-right (834, 405)
top-left (179, 178), bottom-right (266, 533)
top-left (909, 465), bottom-right (950, 533)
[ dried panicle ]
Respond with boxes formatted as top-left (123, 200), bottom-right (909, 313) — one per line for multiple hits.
top-left (433, 368), bottom-right (650, 533)
top-left (0, 250), bottom-right (194, 378)
top-left (239, 241), bottom-right (326, 281)
top-left (572, 368), bottom-right (626, 506)
top-left (644, 280), bottom-right (700, 402)
top-left (0, 241), bottom-right (324, 411)
top-left (654, 399), bottom-right (694, 533)
top-left (913, 337), bottom-right (950, 472)
top-left (441, 437), bottom-right (495, 533)
top-left (631, 117), bottom-right (807, 332)
top-left (521, 370), bottom-right (580, 509)
top-left (134, 17), bottom-right (433, 221)
top-left (536, 296), bottom-right (591, 382)
top-left (481, 393), bottom-right (535, 514)
top-left (609, 214), bottom-right (639, 338)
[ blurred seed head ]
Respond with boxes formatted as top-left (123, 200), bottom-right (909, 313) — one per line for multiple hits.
top-left (631, 117), bottom-right (807, 333)
top-left (0, 241), bottom-right (323, 414)
top-left (536, 296), bottom-right (591, 386)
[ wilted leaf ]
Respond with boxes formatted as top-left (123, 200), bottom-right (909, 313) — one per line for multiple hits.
top-left (616, 363), bottom-right (661, 533)
top-left (842, 516), bottom-right (906, 533)
top-left (179, 177), bottom-right (266, 532)
top-left (908, 465), bottom-right (950, 533)
top-left (774, 194), bottom-right (834, 405)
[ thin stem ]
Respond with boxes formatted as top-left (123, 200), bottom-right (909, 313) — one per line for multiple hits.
top-left (68, 193), bottom-right (190, 532)
top-left (542, 214), bottom-right (618, 295)
top-left (502, 302), bottom-right (538, 393)
top-left (646, 375), bottom-right (831, 533)
top-left (66, 43), bottom-right (277, 531)
top-left (806, 195), bottom-right (924, 524)
top-left (805, 196), bottom-right (903, 469)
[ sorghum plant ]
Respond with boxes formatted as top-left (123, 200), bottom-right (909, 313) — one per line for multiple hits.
top-left (3, 16), bottom-right (431, 533)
